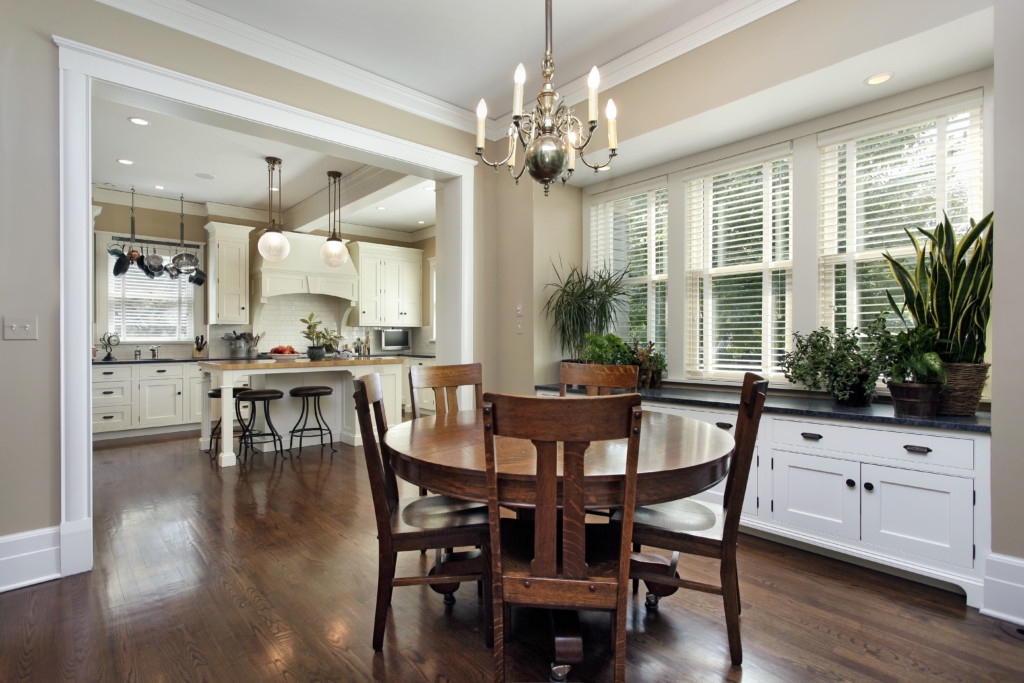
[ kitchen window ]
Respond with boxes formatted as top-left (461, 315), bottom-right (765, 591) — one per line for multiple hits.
top-left (817, 92), bottom-right (984, 331)
top-left (684, 150), bottom-right (792, 379)
top-left (588, 183), bottom-right (668, 351)
top-left (96, 232), bottom-right (203, 343)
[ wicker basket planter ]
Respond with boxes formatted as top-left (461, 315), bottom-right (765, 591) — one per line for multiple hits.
top-left (937, 363), bottom-right (990, 416)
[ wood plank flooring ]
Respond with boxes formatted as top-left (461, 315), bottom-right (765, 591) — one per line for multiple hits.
top-left (1, 431), bottom-right (1022, 681)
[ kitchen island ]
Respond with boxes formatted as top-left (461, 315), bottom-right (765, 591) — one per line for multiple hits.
top-left (199, 357), bottom-right (403, 467)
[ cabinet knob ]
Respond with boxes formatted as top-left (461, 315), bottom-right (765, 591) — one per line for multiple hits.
top-left (177, 392), bottom-right (182, 395)
top-left (241, 306), bottom-right (245, 310)
top-left (715, 421), bottom-right (733, 430)
top-left (863, 482), bottom-right (874, 492)
top-left (800, 432), bottom-right (823, 441)
top-left (846, 479), bottom-right (856, 488)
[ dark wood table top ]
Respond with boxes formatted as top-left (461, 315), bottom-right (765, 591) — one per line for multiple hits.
top-left (385, 409), bottom-right (735, 508)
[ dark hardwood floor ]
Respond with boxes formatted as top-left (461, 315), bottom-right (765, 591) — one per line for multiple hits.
top-left (1, 431), bottom-right (1022, 681)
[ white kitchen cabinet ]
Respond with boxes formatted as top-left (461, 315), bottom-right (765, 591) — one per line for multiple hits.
top-left (348, 242), bottom-right (423, 327)
top-left (138, 376), bottom-right (185, 427)
top-left (93, 365), bottom-right (133, 433)
top-left (771, 449), bottom-right (861, 540)
top-left (204, 222), bottom-right (253, 325)
top-left (403, 358), bottom-right (437, 413)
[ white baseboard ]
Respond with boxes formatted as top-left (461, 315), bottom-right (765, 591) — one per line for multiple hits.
top-left (982, 553), bottom-right (1024, 626)
top-left (0, 526), bottom-right (61, 593)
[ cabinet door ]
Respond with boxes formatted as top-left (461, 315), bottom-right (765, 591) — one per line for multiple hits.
top-left (772, 450), bottom-right (860, 540)
top-left (138, 378), bottom-right (185, 427)
top-left (381, 259), bottom-right (402, 325)
top-left (358, 254), bottom-right (383, 326)
top-left (861, 464), bottom-right (974, 567)
top-left (399, 259), bottom-right (422, 326)
top-left (216, 239), bottom-right (249, 323)
top-left (412, 359), bottom-right (437, 411)
top-left (187, 376), bottom-right (205, 423)
top-left (402, 360), bottom-right (412, 412)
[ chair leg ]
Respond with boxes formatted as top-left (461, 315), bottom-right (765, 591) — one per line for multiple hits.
top-left (721, 557), bottom-right (742, 666)
top-left (372, 553), bottom-right (397, 652)
top-left (493, 584), bottom-right (505, 683)
top-left (632, 542), bottom-right (641, 594)
top-left (612, 608), bottom-right (627, 683)
top-left (289, 396), bottom-right (309, 453)
top-left (236, 400), bottom-right (251, 466)
top-left (312, 396), bottom-right (336, 452)
top-left (482, 541), bottom-right (494, 649)
top-left (263, 399), bottom-right (285, 460)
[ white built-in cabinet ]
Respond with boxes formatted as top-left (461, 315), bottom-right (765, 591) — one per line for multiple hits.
top-left (137, 364), bottom-right (185, 427)
top-left (402, 357), bottom-right (437, 413)
top-left (534, 387), bottom-right (990, 607)
top-left (204, 222), bottom-right (253, 325)
top-left (348, 242), bottom-right (423, 327)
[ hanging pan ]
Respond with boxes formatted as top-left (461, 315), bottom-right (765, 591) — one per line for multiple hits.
top-left (172, 195), bottom-right (199, 273)
top-left (188, 268), bottom-right (207, 286)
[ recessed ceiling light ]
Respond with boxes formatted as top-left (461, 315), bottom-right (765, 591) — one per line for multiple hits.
top-left (195, 172), bottom-right (216, 180)
top-left (154, 185), bottom-right (164, 190)
top-left (128, 117), bottom-right (150, 126)
top-left (418, 220), bottom-right (425, 225)
top-left (376, 206), bottom-right (387, 211)
top-left (117, 158), bottom-right (134, 165)
top-left (269, 186), bottom-right (279, 192)
top-left (864, 72), bottom-right (893, 86)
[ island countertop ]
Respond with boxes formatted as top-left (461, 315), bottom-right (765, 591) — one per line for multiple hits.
top-left (199, 357), bottom-right (404, 371)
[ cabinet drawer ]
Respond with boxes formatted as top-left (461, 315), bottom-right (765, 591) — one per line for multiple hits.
top-left (92, 380), bottom-right (132, 406)
top-left (93, 365), bottom-right (132, 381)
top-left (138, 363), bottom-right (184, 379)
top-left (93, 405), bottom-right (132, 432)
top-left (772, 419), bottom-right (974, 470)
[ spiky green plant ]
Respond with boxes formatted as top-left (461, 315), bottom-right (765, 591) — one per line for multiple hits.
top-left (543, 260), bottom-right (628, 359)
top-left (883, 212), bottom-right (994, 364)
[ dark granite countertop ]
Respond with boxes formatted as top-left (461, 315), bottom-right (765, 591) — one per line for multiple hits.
top-left (535, 383), bottom-right (991, 434)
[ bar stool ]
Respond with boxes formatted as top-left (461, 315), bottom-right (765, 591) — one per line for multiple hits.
top-left (206, 387), bottom-right (247, 460)
top-left (288, 385), bottom-right (336, 454)
top-left (236, 388), bottom-right (285, 465)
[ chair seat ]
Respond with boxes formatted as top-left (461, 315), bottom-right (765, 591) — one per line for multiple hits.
top-left (616, 498), bottom-right (725, 545)
top-left (392, 494), bottom-right (489, 539)
top-left (289, 385), bottom-right (333, 397)
top-left (237, 389), bottom-right (283, 401)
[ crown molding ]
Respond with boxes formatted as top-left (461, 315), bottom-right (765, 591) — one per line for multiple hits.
top-left (487, 0), bottom-right (796, 138)
top-left (339, 223), bottom-right (435, 244)
top-left (91, 186), bottom-right (265, 222)
top-left (94, 0), bottom-right (476, 134)
top-left (95, 0), bottom-right (793, 142)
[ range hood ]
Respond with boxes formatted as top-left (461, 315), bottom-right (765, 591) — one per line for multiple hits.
top-left (252, 231), bottom-right (359, 302)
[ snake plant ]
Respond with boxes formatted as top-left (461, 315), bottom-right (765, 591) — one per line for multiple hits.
top-left (883, 211), bottom-right (994, 364)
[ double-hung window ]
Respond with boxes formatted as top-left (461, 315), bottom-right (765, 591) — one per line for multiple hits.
top-left (818, 92), bottom-right (984, 331)
top-left (684, 149), bottom-right (792, 379)
top-left (104, 237), bottom-right (199, 342)
top-left (588, 184), bottom-right (668, 350)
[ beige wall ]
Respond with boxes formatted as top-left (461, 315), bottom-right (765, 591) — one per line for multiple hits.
top-left (94, 202), bottom-right (212, 243)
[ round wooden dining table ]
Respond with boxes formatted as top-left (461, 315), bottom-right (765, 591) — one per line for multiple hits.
top-left (384, 408), bottom-right (736, 508)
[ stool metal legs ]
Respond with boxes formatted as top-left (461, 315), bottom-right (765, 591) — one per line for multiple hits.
top-left (289, 395), bottom-right (336, 455)
top-left (236, 399), bottom-right (285, 466)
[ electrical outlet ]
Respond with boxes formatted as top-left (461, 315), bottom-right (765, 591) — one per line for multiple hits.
top-left (515, 302), bottom-right (523, 315)
top-left (515, 317), bottom-right (524, 335)
top-left (3, 316), bottom-right (38, 340)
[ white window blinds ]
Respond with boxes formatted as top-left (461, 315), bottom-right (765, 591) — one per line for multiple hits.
top-left (108, 244), bottom-right (196, 342)
top-left (685, 155), bottom-right (792, 379)
top-left (818, 93), bottom-right (984, 331)
top-left (589, 186), bottom-right (668, 350)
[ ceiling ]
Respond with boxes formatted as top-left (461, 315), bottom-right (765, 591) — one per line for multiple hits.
top-left (92, 0), bottom-right (994, 221)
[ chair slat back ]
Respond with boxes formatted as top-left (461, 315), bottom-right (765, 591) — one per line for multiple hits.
top-left (353, 374), bottom-right (400, 539)
top-left (482, 393), bottom-right (643, 583)
top-left (721, 372), bottom-right (768, 544)
top-left (559, 362), bottom-right (638, 397)
top-left (410, 363), bottom-right (484, 418)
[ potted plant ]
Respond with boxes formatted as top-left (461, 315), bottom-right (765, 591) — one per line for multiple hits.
top-left (543, 260), bottom-right (628, 361)
top-left (580, 333), bottom-right (636, 366)
top-left (883, 211), bottom-right (993, 415)
top-left (300, 312), bottom-right (338, 361)
top-left (781, 317), bottom-right (886, 407)
top-left (632, 340), bottom-right (667, 389)
top-left (871, 324), bottom-right (946, 418)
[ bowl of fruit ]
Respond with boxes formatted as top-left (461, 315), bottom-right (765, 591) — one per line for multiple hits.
top-left (269, 345), bottom-right (304, 361)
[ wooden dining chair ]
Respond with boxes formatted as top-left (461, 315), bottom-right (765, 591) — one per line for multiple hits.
top-left (621, 372), bottom-right (767, 666)
top-left (410, 362), bottom-right (485, 495)
top-left (482, 392), bottom-right (644, 683)
top-left (353, 373), bottom-right (492, 652)
top-left (558, 362), bottom-right (638, 396)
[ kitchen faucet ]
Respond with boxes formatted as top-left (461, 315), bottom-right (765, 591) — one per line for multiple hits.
top-left (149, 345), bottom-right (162, 359)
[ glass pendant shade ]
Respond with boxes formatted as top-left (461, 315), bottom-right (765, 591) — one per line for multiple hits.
top-left (258, 229), bottom-right (290, 262)
top-left (320, 237), bottom-right (349, 266)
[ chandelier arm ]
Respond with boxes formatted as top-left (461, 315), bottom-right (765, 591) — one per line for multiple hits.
top-left (576, 148), bottom-right (618, 172)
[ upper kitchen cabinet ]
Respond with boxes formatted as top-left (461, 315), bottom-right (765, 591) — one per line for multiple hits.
top-left (348, 242), bottom-right (423, 327)
top-left (251, 232), bottom-right (359, 302)
top-left (204, 222), bottom-right (254, 324)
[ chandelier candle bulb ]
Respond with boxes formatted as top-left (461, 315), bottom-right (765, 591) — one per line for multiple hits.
top-left (508, 133), bottom-right (516, 167)
top-left (588, 67), bottom-right (600, 122)
top-left (606, 99), bottom-right (618, 150)
top-left (513, 63), bottom-right (526, 117)
top-left (568, 131), bottom-right (576, 170)
top-left (476, 99), bottom-right (487, 148)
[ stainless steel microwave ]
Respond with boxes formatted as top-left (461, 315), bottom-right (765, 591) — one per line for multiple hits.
top-left (380, 328), bottom-right (411, 351)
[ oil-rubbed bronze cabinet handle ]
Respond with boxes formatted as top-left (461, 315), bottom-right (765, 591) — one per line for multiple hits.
top-left (102, 415), bottom-right (114, 420)
top-left (157, 369), bottom-right (167, 373)
top-left (103, 371), bottom-right (114, 375)
top-left (102, 390), bottom-right (114, 395)
top-left (716, 421), bottom-right (733, 430)
top-left (903, 444), bottom-right (932, 454)
top-left (801, 432), bottom-right (823, 441)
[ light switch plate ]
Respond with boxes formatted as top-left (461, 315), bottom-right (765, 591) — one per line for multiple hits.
top-left (515, 317), bottom-right (524, 335)
top-left (3, 316), bottom-right (39, 340)
top-left (515, 302), bottom-right (523, 315)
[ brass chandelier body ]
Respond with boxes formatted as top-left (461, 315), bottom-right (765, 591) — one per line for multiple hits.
top-left (476, 0), bottom-right (617, 194)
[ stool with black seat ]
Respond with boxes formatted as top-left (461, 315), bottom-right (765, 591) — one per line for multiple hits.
top-left (288, 385), bottom-right (336, 454)
top-left (235, 388), bottom-right (285, 465)
top-left (205, 386), bottom-right (247, 460)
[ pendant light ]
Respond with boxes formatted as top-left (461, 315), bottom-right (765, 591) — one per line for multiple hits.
top-left (320, 170), bottom-right (349, 267)
top-left (257, 156), bottom-right (290, 262)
